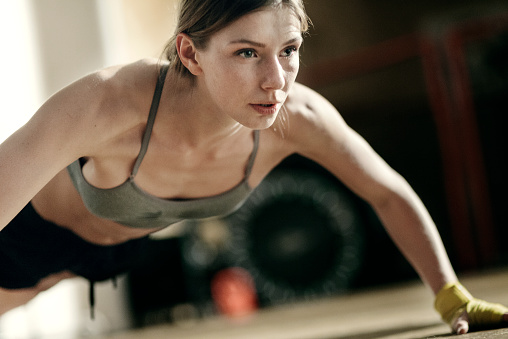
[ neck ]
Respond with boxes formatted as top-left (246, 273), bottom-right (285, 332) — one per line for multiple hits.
top-left (159, 71), bottom-right (250, 149)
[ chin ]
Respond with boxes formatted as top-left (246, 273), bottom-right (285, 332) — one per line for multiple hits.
top-left (241, 115), bottom-right (278, 130)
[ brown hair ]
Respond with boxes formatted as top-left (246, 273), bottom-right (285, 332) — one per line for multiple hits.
top-left (162, 0), bottom-right (310, 78)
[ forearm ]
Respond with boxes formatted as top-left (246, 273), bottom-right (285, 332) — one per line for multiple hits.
top-left (371, 179), bottom-right (457, 295)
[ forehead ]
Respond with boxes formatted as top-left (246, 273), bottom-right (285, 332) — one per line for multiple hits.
top-left (211, 6), bottom-right (302, 45)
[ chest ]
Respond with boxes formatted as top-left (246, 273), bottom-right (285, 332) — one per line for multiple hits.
top-left (83, 127), bottom-right (293, 200)
top-left (134, 144), bottom-right (252, 199)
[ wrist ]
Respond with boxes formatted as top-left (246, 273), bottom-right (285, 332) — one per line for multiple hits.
top-left (434, 282), bottom-right (473, 324)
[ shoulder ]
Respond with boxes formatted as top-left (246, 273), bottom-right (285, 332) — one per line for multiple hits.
top-left (84, 58), bottom-right (169, 154)
top-left (96, 58), bottom-right (164, 92)
top-left (88, 58), bottom-right (163, 116)
top-left (282, 82), bottom-right (350, 157)
top-left (74, 57), bottom-right (164, 112)
top-left (44, 58), bottom-right (162, 121)
top-left (27, 58), bottom-right (167, 157)
top-left (285, 82), bottom-right (347, 132)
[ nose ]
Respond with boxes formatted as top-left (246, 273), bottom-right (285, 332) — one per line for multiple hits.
top-left (261, 56), bottom-right (285, 91)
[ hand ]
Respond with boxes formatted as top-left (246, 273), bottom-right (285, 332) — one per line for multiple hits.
top-left (435, 282), bottom-right (508, 334)
top-left (452, 304), bottom-right (508, 334)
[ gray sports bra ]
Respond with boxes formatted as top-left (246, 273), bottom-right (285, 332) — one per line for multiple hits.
top-left (67, 65), bottom-right (259, 229)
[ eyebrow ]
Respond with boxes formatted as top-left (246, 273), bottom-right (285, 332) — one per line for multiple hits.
top-left (228, 37), bottom-right (302, 48)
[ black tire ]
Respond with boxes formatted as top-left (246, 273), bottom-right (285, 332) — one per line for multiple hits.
top-left (224, 169), bottom-right (365, 305)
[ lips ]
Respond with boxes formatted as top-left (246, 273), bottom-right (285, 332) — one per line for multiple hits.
top-left (250, 102), bottom-right (281, 115)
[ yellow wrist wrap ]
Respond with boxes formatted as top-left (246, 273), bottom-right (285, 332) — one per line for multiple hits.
top-left (434, 282), bottom-right (508, 326)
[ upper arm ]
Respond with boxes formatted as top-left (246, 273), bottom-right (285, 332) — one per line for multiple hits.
top-left (0, 69), bottom-right (119, 229)
top-left (285, 83), bottom-right (407, 205)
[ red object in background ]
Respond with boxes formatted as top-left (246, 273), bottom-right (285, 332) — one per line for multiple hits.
top-left (211, 267), bottom-right (259, 318)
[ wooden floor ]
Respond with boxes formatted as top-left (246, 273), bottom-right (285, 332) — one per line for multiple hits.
top-left (101, 268), bottom-right (508, 339)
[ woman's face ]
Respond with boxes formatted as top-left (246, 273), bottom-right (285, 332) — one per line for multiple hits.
top-left (193, 6), bottom-right (303, 129)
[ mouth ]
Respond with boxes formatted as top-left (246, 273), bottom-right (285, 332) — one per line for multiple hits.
top-left (250, 103), bottom-right (280, 115)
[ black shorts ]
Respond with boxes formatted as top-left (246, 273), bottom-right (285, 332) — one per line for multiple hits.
top-left (0, 202), bottom-right (150, 289)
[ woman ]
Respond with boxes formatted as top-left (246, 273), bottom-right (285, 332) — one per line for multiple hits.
top-left (0, 0), bottom-right (506, 334)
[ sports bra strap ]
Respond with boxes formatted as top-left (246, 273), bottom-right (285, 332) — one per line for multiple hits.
top-left (131, 64), bottom-right (169, 178)
top-left (245, 130), bottom-right (260, 178)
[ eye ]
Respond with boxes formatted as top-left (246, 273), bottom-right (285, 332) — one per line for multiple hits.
top-left (237, 49), bottom-right (257, 59)
top-left (281, 46), bottom-right (298, 58)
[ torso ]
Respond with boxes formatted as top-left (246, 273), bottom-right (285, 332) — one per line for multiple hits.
top-left (30, 59), bottom-right (296, 245)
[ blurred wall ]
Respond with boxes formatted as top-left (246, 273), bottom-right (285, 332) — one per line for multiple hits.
top-left (31, 0), bottom-right (178, 97)
top-left (299, 0), bottom-right (508, 269)
top-left (97, 0), bottom-right (178, 65)
top-left (30, 0), bottom-right (103, 97)
top-left (0, 1), bottom-right (42, 142)
top-left (300, 0), bottom-right (507, 112)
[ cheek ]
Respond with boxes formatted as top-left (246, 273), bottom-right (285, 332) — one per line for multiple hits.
top-left (215, 64), bottom-right (253, 95)
top-left (286, 59), bottom-right (300, 82)
top-left (213, 70), bottom-right (244, 99)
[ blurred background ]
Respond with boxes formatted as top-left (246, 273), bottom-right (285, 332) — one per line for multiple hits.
top-left (0, 0), bottom-right (507, 338)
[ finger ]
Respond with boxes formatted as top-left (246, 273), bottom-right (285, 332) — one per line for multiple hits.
top-left (455, 320), bottom-right (469, 335)
top-left (453, 311), bottom-right (469, 334)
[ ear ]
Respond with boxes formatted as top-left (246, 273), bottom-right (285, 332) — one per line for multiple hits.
top-left (176, 33), bottom-right (203, 76)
